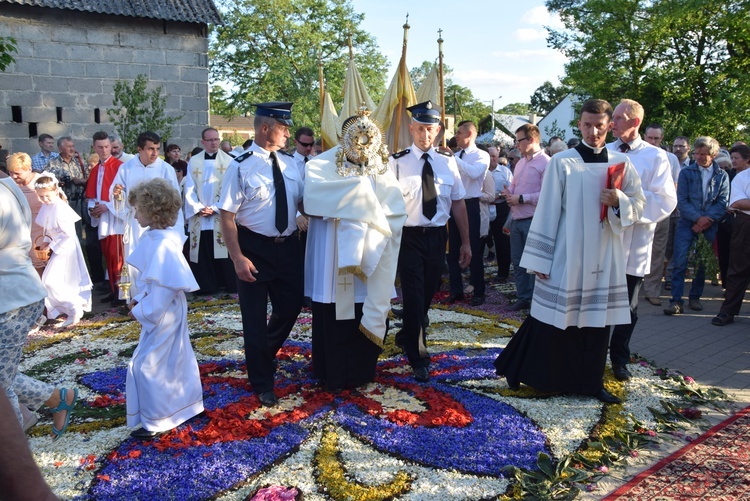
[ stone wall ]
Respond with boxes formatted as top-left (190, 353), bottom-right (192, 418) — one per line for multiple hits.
top-left (0, 4), bottom-right (210, 156)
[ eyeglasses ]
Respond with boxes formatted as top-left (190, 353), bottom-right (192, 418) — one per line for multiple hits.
top-left (515, 137), bottom-right (529, 144)
top-left (203, 138), bottom-right (221, 142)
top-left (297, 140), bottom-right (314, 147)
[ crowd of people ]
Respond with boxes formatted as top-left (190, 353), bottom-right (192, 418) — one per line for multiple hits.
top-left (2, 96), bottom-right (749, 457)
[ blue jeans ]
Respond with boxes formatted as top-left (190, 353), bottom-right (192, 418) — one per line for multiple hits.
top-left (510, 218), bottom-right (535, 303)
top-left (670, 219), bottom-right (719, 304)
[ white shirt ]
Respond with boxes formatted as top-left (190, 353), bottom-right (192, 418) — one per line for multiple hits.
top-left (700, 164), bottom-right (713, 202)
top-left (219, 143), bottom-right (304, 237)
top-left (454, 145), bottom-right (490, 198)
top-left (490, 165), bottom-right (513, 202)
top-left (293, 150), bottom-right (308, 181)
top-left (607, 137), bottom-right (677, 276)
top-left (729, 168), bottom-right (750, 216)
top-left (388, 143), bottom-right (466, 227)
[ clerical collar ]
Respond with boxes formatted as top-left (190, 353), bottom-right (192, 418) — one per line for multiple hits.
top-left (582, 140), bottom-right (606, 154)
top-left (576, 141), bottom-right (609, 163)
top-left (204, 152), bottom-right (218, 160)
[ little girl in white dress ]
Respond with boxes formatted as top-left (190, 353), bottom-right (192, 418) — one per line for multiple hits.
top-left (34, 174), bottom-right (92, 327)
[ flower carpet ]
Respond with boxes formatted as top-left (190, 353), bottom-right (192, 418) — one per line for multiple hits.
top-left (22, 283), bottom-right (736, 500)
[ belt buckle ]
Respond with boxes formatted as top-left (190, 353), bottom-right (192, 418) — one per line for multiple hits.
top-left (273, 237), bottom-right (285, 243)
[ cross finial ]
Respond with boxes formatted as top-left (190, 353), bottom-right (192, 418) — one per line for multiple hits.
top-left (404, 13), bottom-right (409, 29)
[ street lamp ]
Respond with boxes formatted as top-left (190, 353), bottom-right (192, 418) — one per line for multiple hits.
top-left (484, 96), bottom-right (502, 130)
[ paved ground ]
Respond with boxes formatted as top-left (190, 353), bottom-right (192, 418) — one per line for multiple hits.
top-left (629, 281), bottom-right (750, 407)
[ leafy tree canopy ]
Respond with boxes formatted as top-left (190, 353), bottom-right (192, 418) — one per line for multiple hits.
top-left (546, 0), bottom-right (750, 144)
top-left (209, 0), bottom-right (388, 136)
top-left (0, 36), bottom-right (17, 72)
top-left (107, 75), bottom-right (182, 152)
top-left (530, 81), bottom-right (569, 115)
top-left (498, 103), bottom-right (532, 115)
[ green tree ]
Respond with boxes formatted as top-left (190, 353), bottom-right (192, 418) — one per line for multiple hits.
top-left (0, 36), bottom-right (17, 72)
top-left (530, 81), bottom-right (569, 115)
top-left (106, 75), bottom-right (182, 152)
top-left (445, 83), bottom-right (491, 128)
top-left (498, 103), bottom-right (532, 115)
top-left (546, 0), bottom-right (750, 144)
top-left (209, 0), bottom-right (388, 135)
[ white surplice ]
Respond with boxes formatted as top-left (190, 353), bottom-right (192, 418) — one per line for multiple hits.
top-left (304, 146), bottom-right (407, 345)
top-left (520, 147), bottom-right (646, 330)
top-left (109, 157), bottom-right (184, 297)
top-left (125, 229), bottom-right (203, 432)
top-left (607, 138), bottom-right (677, 276)
top-left (36, 199), bottom-right (92, 319)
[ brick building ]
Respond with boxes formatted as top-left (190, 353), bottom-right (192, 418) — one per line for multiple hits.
top-left (0, 0), bottom-right (221, 155)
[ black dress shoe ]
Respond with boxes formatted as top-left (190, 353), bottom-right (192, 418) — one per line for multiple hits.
top-left (594, 388), bottom-right (622, 404)
top-left (257, 391), bottom-right (278, 407)
top-left (391, 307), bottom-right (403, 318)
top-left (470, 295), bottom-right (485, 306)
top-left (612, 365), bottom-right (632, 381)
top-left (100, 293), bottom-right (115, 303)
top-left (413, 367), bottom-right (430, 382)
top-left (441, 293), bottom-right (464, 304)
top-left (130, 428), bottom-right (163, 440)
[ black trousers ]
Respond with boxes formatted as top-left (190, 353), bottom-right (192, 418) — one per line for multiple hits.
top-left (720, 212), bottom-right (750, 315)
top-left (190, 230), bottom-right (237, 294)
top-left (235, 227), bottom-right (303, 394)
top-left (311, 302), bottom-right (381, 391)
top-left (609, 273), bottom-right (643, 367)
top-left (83, 221), bottom-right (105, 283)
top-left (489, 202), bottom-right (511, 278)
top-left (396, 226), bottom-right (446, 369)
top-left (448, 198), bottom-right (484, 297)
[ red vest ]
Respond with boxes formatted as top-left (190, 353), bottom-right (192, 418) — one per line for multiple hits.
top-left (85, 156), bottom-right (122, 202)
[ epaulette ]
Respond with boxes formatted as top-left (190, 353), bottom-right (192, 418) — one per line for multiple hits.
top-left (436, 149), bottom-right (454, 157)
top-left (234, 151), bottom-right (254, 163)
top-left (391, 148), bottom-right (410, 159)
top-left (278, 149), bottom-right (294, 157)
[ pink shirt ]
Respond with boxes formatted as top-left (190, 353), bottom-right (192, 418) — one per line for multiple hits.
top-left (509, 149), bottom-right (549, 220)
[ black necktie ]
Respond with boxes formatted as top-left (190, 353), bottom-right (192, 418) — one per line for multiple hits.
top-left (618, 143), bottom-right (630, 153)
top-left (204, 152), bottom-right (217, 160)
top-left (304, 156), bottom-right (309, 163)
top-left (459, 149), bottom-right (465, 159)
top-left (270, 152), bottom-right (288, 234)
top-left (421, 153), bottom-right (437, 220)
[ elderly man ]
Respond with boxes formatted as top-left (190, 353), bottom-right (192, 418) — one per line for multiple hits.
top-left (495, 99), bottom-right (645, 404)
top-left (445, 120), bottom-right (489, 305)
top-left (45, 136), bottom-right (88, 236)
top-left (390, 100), bottom-right (470, 382)
top-left (606, 102), bottom-right (676, 381)
top-left (665, 137), bottom-right (729, 315)
top-left (110, 136), bottom-right (135, 163)
top-left (220, 102), bottom-right (304, 407)
top-left (30, 134), bottom-right (59, 173)
top-left (502, 124), bottom-right (550, 311)
top-left (184, 127), bottom-right (236, 295)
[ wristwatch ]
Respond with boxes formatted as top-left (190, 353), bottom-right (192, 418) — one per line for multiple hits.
top-left (519, 194), bottom-right (524, 204)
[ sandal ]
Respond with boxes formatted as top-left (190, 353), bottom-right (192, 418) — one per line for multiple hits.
top-left (50, 388), bottom-right (78, 441)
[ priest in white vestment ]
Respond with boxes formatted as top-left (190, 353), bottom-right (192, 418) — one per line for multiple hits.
top-left (183, 128), bottom-right (236, 295)
top-left (495, 99), bottom-right (646, 403)
top-left (110, 132), bottom-right (183, 299)
top-left (125, 178), bottom-right (203, 439)
top-left (304, 109), bottom-right (407, 391)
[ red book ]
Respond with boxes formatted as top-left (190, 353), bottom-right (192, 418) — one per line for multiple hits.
top-left (600, 162), bottom-right (625, 222)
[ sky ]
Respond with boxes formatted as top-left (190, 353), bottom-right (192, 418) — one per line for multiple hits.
top-left (349, 0), bottom-right (568, 110)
